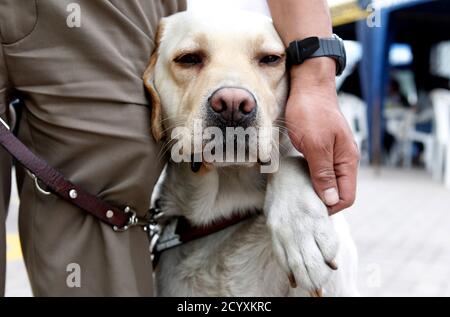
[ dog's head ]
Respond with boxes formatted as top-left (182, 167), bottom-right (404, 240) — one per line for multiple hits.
top-left (144, 11), bottom-right (288, 170)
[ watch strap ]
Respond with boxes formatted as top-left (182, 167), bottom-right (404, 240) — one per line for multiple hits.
top-left (286, 35), bottom-right (346, 76)
top-left (311, 38), bottom-right (346, 76)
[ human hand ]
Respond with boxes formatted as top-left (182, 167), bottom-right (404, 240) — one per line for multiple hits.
top-left (285, 59), bottom-right (360, 214)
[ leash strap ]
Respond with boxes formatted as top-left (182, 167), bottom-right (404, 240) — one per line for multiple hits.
top-left (1, 117), bottom-right (259, 251)
top-left (0, 118), bottom-right (134, 230)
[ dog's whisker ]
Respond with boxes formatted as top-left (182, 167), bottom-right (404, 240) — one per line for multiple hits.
top-left (157, 134), bottom-right (183, 162)
top-left (272, 123), bottom-right (290, 134)
top-left (274, 118), bottom-right (288, 124)
top-left (158, 136), bottom-right (183, 161)
top-left (273, 124), bottom-right (302, 145)
top-left (159, 115), bottom-right (187, 123)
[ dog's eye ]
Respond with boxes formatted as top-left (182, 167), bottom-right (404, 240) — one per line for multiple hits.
top-left (260, 55), bottom-right (282, 65)
top-left (175, 53), bottom-right (203, 66)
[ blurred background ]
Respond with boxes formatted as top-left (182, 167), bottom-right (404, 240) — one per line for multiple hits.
top-left (6, 0), bottom-right (450, 296)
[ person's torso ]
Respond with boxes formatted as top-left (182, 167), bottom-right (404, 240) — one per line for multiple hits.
top-left (0, 0), bottom-right (186, 107)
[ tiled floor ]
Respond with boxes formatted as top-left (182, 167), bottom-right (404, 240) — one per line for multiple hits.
top-left (345, 167), bottom-right (450, 296)
top-left (5, 167), bottom-right (450, 296)
top-left (5, 175), bottom-right (32, 297)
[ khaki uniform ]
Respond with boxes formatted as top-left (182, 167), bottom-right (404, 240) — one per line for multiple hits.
top-left (0, 0), bottom-right (186, 296)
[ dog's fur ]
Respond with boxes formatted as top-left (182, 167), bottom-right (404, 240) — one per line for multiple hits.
top-left (144, 11), bottom-right (359, 297)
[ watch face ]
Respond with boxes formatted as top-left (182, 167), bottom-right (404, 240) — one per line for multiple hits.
top-left (339, 37), bottom-right (347, 76)
top-left (333, 34), bottom-right (346, 76)
top-left (343, 43), bottom-right (347, 72)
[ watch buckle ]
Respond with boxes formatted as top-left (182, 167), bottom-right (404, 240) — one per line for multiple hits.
top-left (292, 36), bottom-right (320, 64)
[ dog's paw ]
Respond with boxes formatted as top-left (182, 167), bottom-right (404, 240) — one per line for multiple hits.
top-left (266, 166), bottom-right (339, 295)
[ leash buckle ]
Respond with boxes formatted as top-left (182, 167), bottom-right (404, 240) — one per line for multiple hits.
top-left (113, 206), bottom-right (148, 232)
top-left (152, 217), bottom-right (182, 254)
top-left (145, 205), bottom-right (166, 260)
top-left (145, 204), bottom-right (183, 260)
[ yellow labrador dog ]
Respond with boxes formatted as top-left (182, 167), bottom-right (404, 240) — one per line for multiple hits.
top-left (144, 11), bottom-right (358, 297)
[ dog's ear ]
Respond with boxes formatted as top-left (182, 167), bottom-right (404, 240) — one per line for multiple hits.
top-left (143, 22), bottom-right (165, 142)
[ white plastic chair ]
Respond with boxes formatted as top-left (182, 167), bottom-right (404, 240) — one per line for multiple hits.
top-left (8, 99), bottom-right (19, 131)
top-left (336, 41), bottom-right (362, 91)
top-left (338, 93), bottom-right (369, 163)
top-left (430, 89), bottom-right (450, 189)
top-left (384, 107), bottom-right (434, 170)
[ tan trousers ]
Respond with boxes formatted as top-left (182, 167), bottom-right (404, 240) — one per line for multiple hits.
top-left (0, 111), bottom-right (11, 297)
top-left (0, 24), bottom-right (12, 297)
top-left (0, 0), bottom-right (186, 296)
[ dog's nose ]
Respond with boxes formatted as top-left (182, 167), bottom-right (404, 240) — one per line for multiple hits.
top-left (209, 88), bottom-right (256, 123)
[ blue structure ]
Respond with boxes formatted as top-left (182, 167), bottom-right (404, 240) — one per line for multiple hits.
top-left (355, 0), bottom-right (450, 163)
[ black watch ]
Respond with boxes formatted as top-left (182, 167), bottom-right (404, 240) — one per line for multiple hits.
top-left (286, 34), bottom-right (347, 76)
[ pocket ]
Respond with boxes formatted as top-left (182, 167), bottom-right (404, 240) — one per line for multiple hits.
top-left (0, 0), bottom-right (38, 45)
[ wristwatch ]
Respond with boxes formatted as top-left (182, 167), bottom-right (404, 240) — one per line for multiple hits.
top-left (286, 34), bottom-right (347, 76)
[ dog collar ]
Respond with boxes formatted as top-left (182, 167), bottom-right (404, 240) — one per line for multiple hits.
top-left (148, 205), bottom-right (261, 267)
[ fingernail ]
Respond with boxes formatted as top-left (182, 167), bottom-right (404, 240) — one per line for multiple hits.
top-left (323, 188), bottom-right (339, 206)
top-left (310, 289), bottom-right (323, 297)
top-left (288, 271), bottom-right (297, 289)
top-left (326, 259), bottom-right (338, 271)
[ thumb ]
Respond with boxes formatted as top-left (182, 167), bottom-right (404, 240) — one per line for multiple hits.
top-left (307, 156), bottom-right (340, 207)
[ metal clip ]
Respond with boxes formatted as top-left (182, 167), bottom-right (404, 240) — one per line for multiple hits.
top-left (148, 223), bottom-right (162, 257)
top-left (26, 170), bottom-right (52, 196)
top-left (152, 218), bottom-right (182, 254)
top-left (113, 206), bottom-right (138, 232)
top-left (145, 205), bottom-right (167, 259)
top-left (0, 117), bottom-right (10, 130)
top-left (113, 205), bottom-right (164, 232)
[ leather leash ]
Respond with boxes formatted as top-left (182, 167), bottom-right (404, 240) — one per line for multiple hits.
top-left (0, 117), bottom-right (259, 257)
top-left (0, 117), bottom-right (137, 231)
